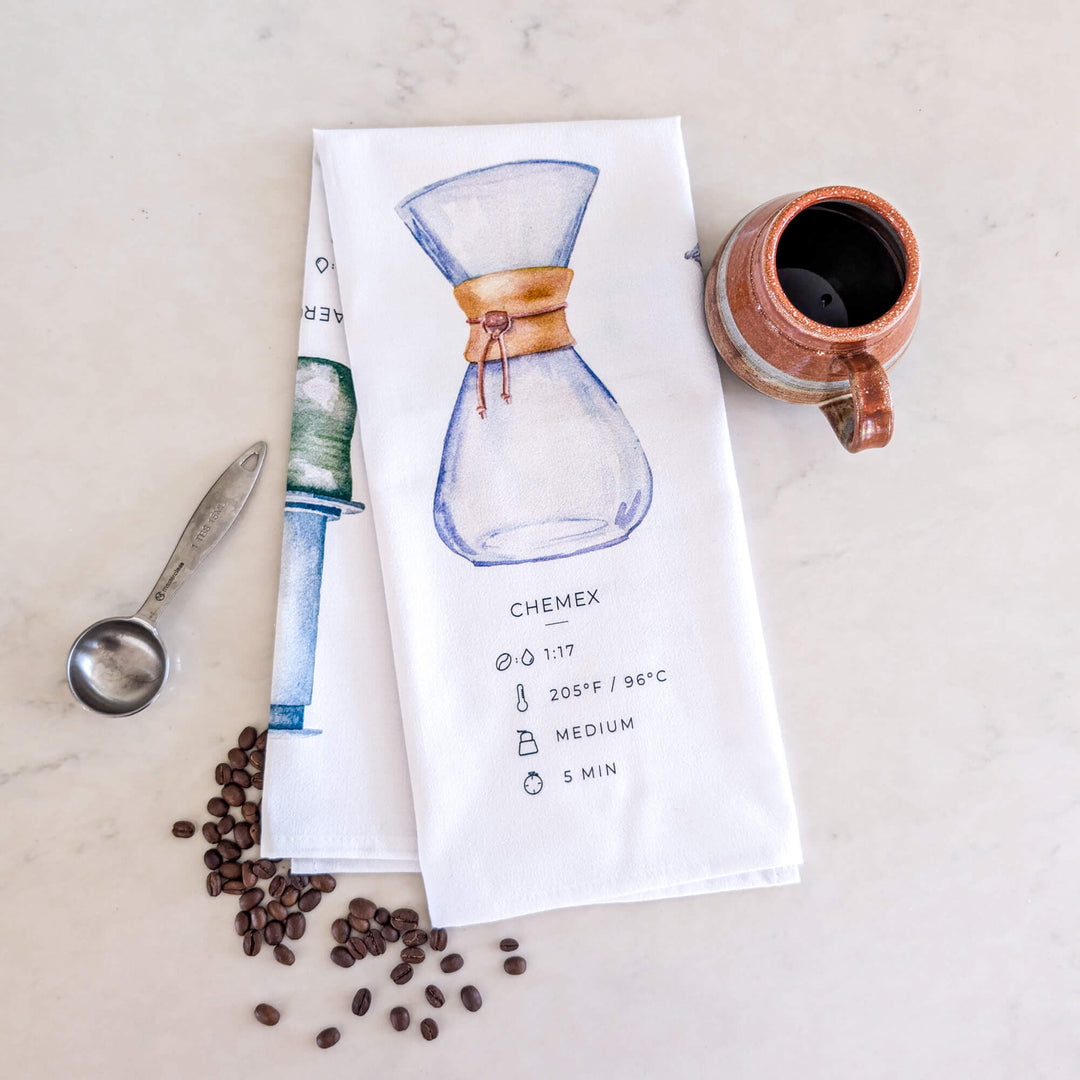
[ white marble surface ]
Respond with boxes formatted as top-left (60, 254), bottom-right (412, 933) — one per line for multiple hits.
top-left (2, 2), bottom-right (1077, 1077)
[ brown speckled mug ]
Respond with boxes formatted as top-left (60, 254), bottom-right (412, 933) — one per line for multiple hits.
top-left (705, 186), bottom-right (920, 452)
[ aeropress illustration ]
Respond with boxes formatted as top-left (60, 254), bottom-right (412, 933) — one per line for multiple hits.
top-left (269, 357), bottom-right (364, 734)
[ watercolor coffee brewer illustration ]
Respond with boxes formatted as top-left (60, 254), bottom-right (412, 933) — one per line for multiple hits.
top-left (396, 160), bottom-right (653, 566)
top-left (269, 356), bottom-right (364, 735)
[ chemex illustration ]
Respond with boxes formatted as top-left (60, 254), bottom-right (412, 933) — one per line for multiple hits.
top-left (395, 159), bottom-right (653, 567)
top-left (269, 357), bottom-right (364, 735)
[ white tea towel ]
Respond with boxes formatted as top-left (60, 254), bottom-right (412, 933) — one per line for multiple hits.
top-left (314, 117), bottom-right (801, 925)
top-left (259, 156), bottom-right (418, 872)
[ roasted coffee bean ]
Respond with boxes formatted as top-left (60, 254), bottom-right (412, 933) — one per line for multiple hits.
top-left (402, 929), bottom-right (428, 947)
top-left (234, 823), bottom-right (254, 850)
top-left (310, 874), bottom-right (336, 893)
top-left (252, 772), bottom-right (263, 790)
top-left (249, 906), bottom-right (268, 931)
top-left (235, 911), bottom-right (250, 936)
top-left (347, 936), bottom-right (367, 960)
top-left (172, 820), bottom-right (195, 838)
top-left (248, 749), bottom-right (265, 769)
top-left (363, 931), bottom-right (386, 957)
top-left (316, 1026), bottom-right (340, 1049)
top-left (220, 861), bottom-right (242, 881)
top-left (499, 937), bottom-right (519, 952)
top-left (239, 888), bottom-right (264, 911)
top-left (264, 920), bottom-right (285, 946)
top-left (391, 907), bottom-right (419, 925)
top-left (287, 874), bottom-right (309, 889)
top-left (460, 985), bottom-right (482, 1012)
top-left (221, 783), bottom-right (244, 807)
top-left (217, 840), bottom-right (241, 862)
top-left (273, 942), bottom-right (295, 965)
top-left (331, 918), bottom-right (351, 944)
top-left (215, 763), bottom-right (231, 786)
top-left (390, 915), bottom-right (417, 932)
top-left (381, 925), bottom-right (400, 943)
top-left (206, 871), bottom-right (223, 897)
top-left (351, 988), bottom-right (372, 1016)
top-left (222, 880), bottom-right (246, 896)
top-left (204, 849), bottom-right (223, 870)
top-left (424, 985), bottom-right (445, 1009)
top-left (228, 747), bottom-right (248, 769)
top-left (428, 928), bottom-right (448, 951)
top-left (439, 953), bottom-right (463, 974)
top-left (250, 822), bottom-right (261, 843)
top-left (253, 859), bottom-right (275, 879)
top-left (241, 801), bottom-right (259, 824)
top-left (238, 725), bottom-right (258, 750)
top-left (207, 796), bottom-right (229, 817)
top-left (349, 898), bottom-right (377, 920)
top-left (279, 886), bottom-right (300, 907)
top-left (232, 768), bottom-right (252, 789)
top-left (401, 947), bottom-right (425, 965)
top-left (390, 962), bottom-right (413, 986)
top-left (268, 875), bottom-right (285, 899)
top-left (285, 912), bottom-right (306, 940)
top-left (216, 815), bottom-right (235, 835)
top-left (243, 930), bottom-right (262, 956)
top-left (373, 907), bottom-right (391, 925)
top-left (201, 822), bottom-right (221, 844)
top-left (504, 956), bottom-right (527, 975)
top-left (420, 1018), bottom-right (439, 1041)
top-left (255, 728), bottom-right (267, 751)
top-left (267, 899), bottom-right (287, 922)
top-left (254, 1002), bottom-right (280, 1026)
top-left (347, 913), bottom-right (369, 933)
top-left (298, 889), bottom-right (321, 913)
top-left (389, 1007), bottom-right (410, 1032)
top-left (331, 946), bottom-right (356, 968)
top-left (241, 862), bottom-right (257, 889)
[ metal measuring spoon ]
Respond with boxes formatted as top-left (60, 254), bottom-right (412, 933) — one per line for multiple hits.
top-left (66, 441), bottom-right (267, 716)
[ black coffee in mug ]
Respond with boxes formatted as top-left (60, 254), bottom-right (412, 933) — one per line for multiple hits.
top-left (775, 201), bottom-right (907, 328)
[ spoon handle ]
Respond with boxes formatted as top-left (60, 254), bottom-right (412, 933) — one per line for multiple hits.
top-left (135, 442), bottom-right (267, 625)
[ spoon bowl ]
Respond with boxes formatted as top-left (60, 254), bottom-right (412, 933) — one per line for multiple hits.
top-left (67, 617), bottom-right (169, 716)
top-left (65, 441), bottom-right (266, 716)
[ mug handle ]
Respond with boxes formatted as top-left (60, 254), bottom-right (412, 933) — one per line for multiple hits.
top-left (819, 353), bottom-right (894, 452)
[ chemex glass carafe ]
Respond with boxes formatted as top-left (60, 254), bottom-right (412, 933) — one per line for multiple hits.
top-left (396, 159), bottom-right (652, 566)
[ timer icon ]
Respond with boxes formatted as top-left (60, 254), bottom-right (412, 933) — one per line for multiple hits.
top-left (523, 771), bottom-right (543, 795)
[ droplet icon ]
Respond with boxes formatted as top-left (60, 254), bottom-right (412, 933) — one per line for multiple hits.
top-left (521, 649), bottom-right (534, 666)
top-left (315, 256), bottom-right (329, 274)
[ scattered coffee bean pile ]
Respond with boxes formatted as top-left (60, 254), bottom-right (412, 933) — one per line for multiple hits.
top-left (174, 723), bottom-right (529, 1048)
top-left (322, 895), bottom-right (509, 1041)
top-left (173, 724), bottom-right (330, 965)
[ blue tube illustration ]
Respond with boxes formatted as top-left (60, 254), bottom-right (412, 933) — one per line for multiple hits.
top-left (269, 357), bottom-right (364, 734)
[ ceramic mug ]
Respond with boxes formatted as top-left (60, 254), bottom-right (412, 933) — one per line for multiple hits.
top-left (704, 186), bottom-right (920, 452)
